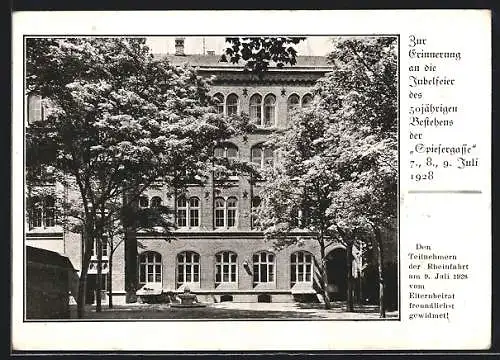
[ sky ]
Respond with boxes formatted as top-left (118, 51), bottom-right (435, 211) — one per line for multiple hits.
top-left (145, 36), bottom-right (334, 57)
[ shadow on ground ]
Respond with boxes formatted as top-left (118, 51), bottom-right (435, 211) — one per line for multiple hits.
top-left (295, 302), bottom-right (394, 314)
top-left (70, 303), bottom-right (398, 320)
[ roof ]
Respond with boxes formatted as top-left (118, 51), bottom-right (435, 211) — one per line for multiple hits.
top-left (153, 54), bottom-right (331, 70)
top-left (26, 245), bottom-right (76, 271)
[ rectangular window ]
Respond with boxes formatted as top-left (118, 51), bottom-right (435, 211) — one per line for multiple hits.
top-left (264, 107), bottom-right (274, 127)
top-left (28, 95), bottom-right (43, 123)
top-left (227, 104), bottom-right (237, 116)
top-left (215, 209), bottom-right (225, 227)
top-left (227, 209), bottom-right (236, 227)
top-left (250, 105), bottom-right (261, 123)
top-left (189, 209), bottom-right (199, 227)
top-left (177, 209), bottom-right (187, 227)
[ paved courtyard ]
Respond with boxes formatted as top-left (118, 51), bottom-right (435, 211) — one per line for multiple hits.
top-left (71, 302), bottom-right (398, 320)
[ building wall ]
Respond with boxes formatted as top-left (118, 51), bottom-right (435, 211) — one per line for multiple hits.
top-left (25, 55), bottom-right (398, 305)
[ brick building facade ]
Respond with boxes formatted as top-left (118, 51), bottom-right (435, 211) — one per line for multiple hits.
top-left (26, 39), bottom-right (397, 306)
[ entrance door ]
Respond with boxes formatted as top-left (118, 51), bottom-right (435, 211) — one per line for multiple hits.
top-left (326, 248), bottom-right (348, 301)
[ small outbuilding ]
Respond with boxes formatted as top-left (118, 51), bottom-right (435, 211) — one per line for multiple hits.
top-left (26, 246), bottom-right (77, 319)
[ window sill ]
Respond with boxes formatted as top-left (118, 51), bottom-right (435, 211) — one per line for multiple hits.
top-left (215, 282), bottom-right (238, 290)
top-left (253, 283), bottom-right (276, 290)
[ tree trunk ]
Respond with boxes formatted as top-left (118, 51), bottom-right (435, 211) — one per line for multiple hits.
top-left (108, 252), bottom-right (113, 309)
top-left (77, 228), bottom-right (93, 318)
top-left (123, 193), bottom-right (138, 303)
top-left (346, 243), bottom-right (354, 312)
top-left (319, 241), bottom-right (331, 310)
top-left (96, 236), bottom-right (102, 312)
top-left (374, 226), bottom-right (386, 318)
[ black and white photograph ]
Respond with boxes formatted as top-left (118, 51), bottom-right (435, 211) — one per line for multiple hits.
top-left (24, 35), bottom-right (399, 321)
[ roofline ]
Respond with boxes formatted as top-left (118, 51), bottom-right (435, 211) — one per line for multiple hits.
top-left (196, 67), bottom-right (331, 73)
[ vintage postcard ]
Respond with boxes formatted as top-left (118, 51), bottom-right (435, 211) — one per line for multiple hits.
top-left (12, 10), bottom-right (491, 351)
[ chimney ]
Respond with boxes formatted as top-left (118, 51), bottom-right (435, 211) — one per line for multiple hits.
top-left (175, 37), bottom-right (185, 56)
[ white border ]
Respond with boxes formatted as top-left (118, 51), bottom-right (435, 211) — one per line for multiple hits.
top-left (12, 10), bottom-right (491, 351)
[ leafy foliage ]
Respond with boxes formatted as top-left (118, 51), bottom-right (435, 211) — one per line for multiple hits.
top-left (221, 37), bottom-right (305, 74)
top-left (25, 37), bottom-right (244, 315)
top-left (255, 36), bottom-right (398, 310)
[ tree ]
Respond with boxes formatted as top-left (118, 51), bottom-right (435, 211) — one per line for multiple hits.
top-left (221, 37), bottom-right (305, 74)
top-left (256, 36), bottom-right (397, 314)
top-left (320, 36), bottom-right (398, 317)
top-left (26, 37), bottom-right (242, 318)
top-left (256, 107), bottom-right (358, 311)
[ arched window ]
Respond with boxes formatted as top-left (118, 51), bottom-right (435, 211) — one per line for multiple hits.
top-left (177, 251), bottom-right (200, 286)
top-left (150, 196), bottom-right (162, 208)
top-left (189, 197), bottom-right (200, 227)
top-left (215, 251), bottom-right (238, 285)
top-left (43, 195), bottom-right (55, 227)
top-left (177, 196), bottom-right (200, 228)
top-left (291, 251), bottom-right (313, 285)
top-left (226, 93), bottom-right (238, 116)
top-left (249, 94), bottom-right (262, 124)
top-left (287, 94), bottom-right (300, 120)
top-left (177, 196), bottom-right (187, 227)
top-left (302, 94), bottom-right (313, 108)
top-left (251, 196), bottom-right (261, 228)
top-left (251, 144), bottom-right (274, 169)
top-left (213, 93), bottom-right (224, 114)
top-left (253, 251), bottom-right (275, 284)
top-left (139, 196), bottom-right (149, 208)
top-left (215, 197), bottom-right (225, 228)
top-left (139, 251), bottom-right (162, 284)
top-left (30, 196), bottom-right (42, 228)
top-left (263, 94), bottom-right (276, 127)
top-left (214, 197), bottom-right (238, 228)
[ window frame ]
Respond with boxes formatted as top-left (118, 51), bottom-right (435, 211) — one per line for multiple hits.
top-left (249, 93), bottom-right (263, 125)
top-left (28, 95), bottom-right (44, 123)
top-left (301, 94), bottom-right (313, 108)
top-left (29, 195), bottom-right (57, 229)
top-left (139, 195), bottom-right (149, 208)
top-left (215, 251), bottom-right (238, 286)
top-left (263, 94), bottom-right (277, 127)
top-left (251, 144), bottom-right (275, 170)
top-left (251, 196), bottom-right (261, 229)
top-left (176, 251), bottom-right (200, 287)
top-left (214, 143), bottom-right (239, 180)
top-left (139, 251), bottom-right (162, 284)
top-left (214, 197), bottom-right (238, 229)
top-left (150, 196), bottom-right (162, 208)
top-left (225, 93), bottom-right (239, 116)
top-left (290, 251), bottom-right (314, 286)
top-left (213, 93), bottom-right (225, 114)
top-left (253, 251), bottom-right (275, 285)
top-left (176, 196), bottom-right (200, 228)
top-left (287, 93), bottom-right (300, 121)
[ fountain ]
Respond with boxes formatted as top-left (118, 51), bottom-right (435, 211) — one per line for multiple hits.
top-left (170, 287), bottom-right (207, 308)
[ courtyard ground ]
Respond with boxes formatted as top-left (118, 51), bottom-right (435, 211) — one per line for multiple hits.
top-left (71, 301), bottom-right (398, 320)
